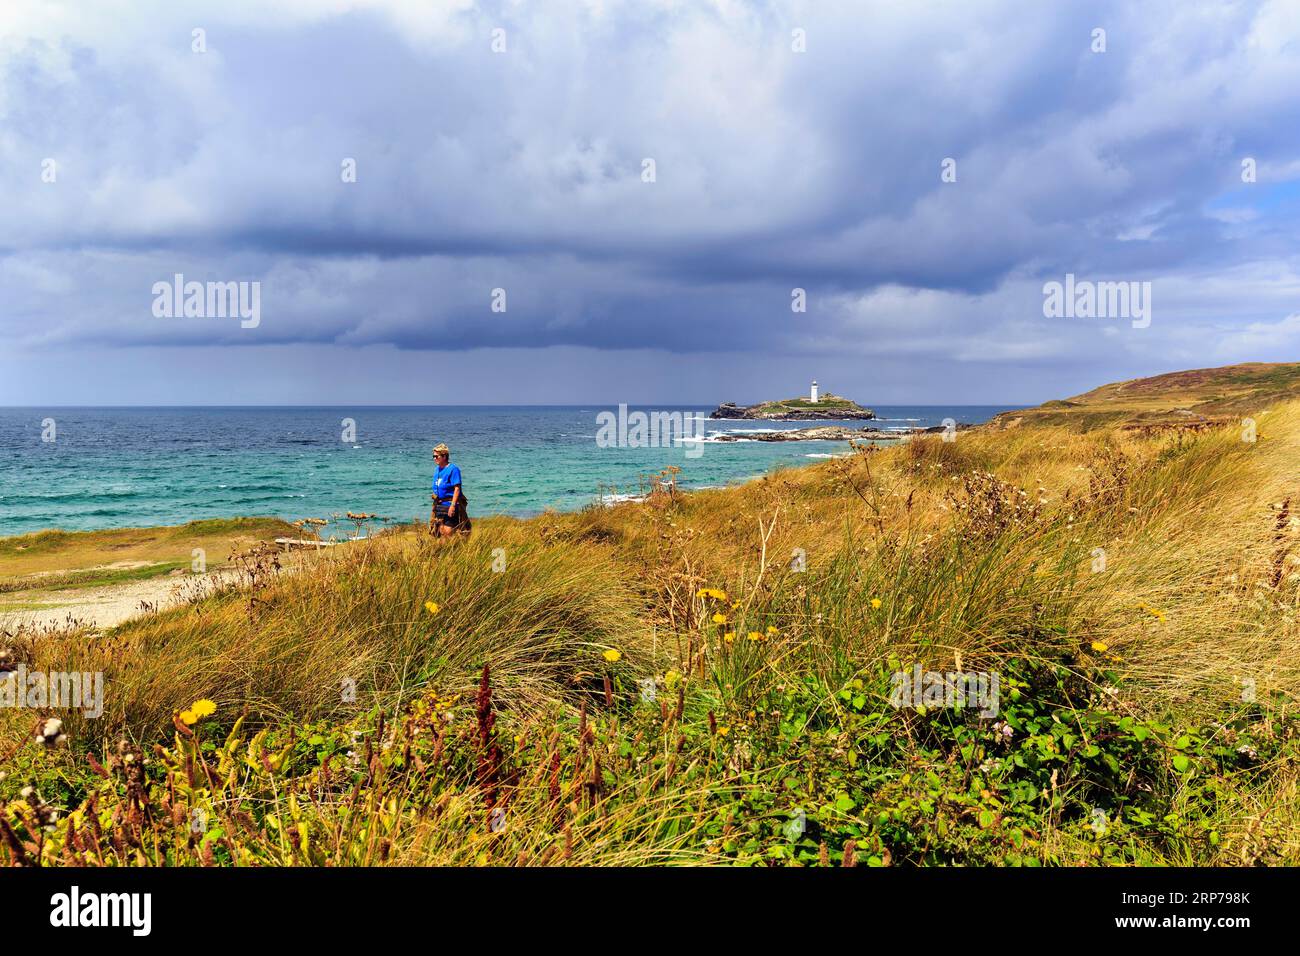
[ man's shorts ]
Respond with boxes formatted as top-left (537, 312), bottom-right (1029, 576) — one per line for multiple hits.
top-left (434, 502), bottom-right (468, 529)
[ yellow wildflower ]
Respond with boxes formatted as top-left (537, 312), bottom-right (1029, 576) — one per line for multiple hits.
top-left (747, 631), bottom-right (764, 642)
top-left (870, 598), bottom-right (882, 609)
top-left (664, 669), bottom-right (682, 688)
top-left (190, 698), bottom-right (217, 718)
top-left (766, 625), bottom-right (778, 635)
top-left (712, 612), bottom-right (727, 625)
top-left (603, 649), bottom-right (622, 664)
top-left (1138, 603), bottom-right (1166, 621)
top-left (723, 631), bottom-right (736, 644)
top-left (1090, 641), bottom-right (1109, 653)
top-left (425, 601), bottom-right (441, 615)
top-left (178, 709), bottom-right (198, 726)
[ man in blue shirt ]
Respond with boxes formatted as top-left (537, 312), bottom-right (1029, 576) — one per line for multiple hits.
top-left (430, 443), bottom-right (470, 537)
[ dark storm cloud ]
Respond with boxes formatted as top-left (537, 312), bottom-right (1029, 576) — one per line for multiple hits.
top-left (2, 0), bottom-right (1300, 404)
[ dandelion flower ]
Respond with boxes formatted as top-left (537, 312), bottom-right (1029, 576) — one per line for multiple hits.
top-left (723, 631), bottom-right (736, 644)
top-left (747, 631), bottom-right (764, 642)
top-left (1090, 641), bottom-right (1109, 652)
top-left (178, 709), bottom-right (198, 726)
top-left (870, 598), bottom-right (882, 610)
top-left (425, 601), bottom-right (441, 615)
top-left (602, 649), bottom-right (622, 664)
top-left (190, 699), bottom-right (217, 718)
top-left (766, 625), bottom-right (778, 635)
top-left (712, 612), bottom-right (727, 625)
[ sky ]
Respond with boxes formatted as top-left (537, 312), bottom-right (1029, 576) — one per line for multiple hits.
top-left (2, 0), bottom-right (1299, 406)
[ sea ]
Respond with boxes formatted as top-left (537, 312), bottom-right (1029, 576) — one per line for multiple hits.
top-left (0, 406), bottom-right (1019, 538)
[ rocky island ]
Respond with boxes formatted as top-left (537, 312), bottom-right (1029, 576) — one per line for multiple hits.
top-left (709, 390), bottom-right (876, 420)
top-left (712, 425), bottom-right (895, 442)
top-left (710, 422), bottom-right (973, 442)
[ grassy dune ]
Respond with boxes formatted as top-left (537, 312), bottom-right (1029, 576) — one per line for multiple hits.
top-left (0, 517), bottom-right (299, 592)
top-left (990, 361), bottom-right (1300, 429)
top-left (3, 369), bottom-right (1300, 866)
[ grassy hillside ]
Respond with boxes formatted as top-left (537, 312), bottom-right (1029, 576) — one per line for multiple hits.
top-left (4, 367), bottom-right (1300, 866)
top-left (990, 362), bottom-right (1300, 430)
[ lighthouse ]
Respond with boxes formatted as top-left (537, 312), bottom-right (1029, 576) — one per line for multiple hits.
top-left (810, 380), bottom-right (819, 403)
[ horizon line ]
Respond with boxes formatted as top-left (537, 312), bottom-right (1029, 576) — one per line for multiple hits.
top-left (0, 402), bottom-right (1031, 410)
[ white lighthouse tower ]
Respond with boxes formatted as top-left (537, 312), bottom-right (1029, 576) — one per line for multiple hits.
top-left (810, 380), bottom-right (819, 403)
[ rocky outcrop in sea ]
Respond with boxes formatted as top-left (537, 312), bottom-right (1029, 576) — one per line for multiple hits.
top-left (712, 425), bottom-right (894, 442)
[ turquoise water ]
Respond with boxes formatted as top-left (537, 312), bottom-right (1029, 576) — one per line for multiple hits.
top-left (0, 406), bottom-right (1017, 537)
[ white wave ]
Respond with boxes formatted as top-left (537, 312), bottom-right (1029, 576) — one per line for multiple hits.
top-left (599, 492), bottom-right (648, 506)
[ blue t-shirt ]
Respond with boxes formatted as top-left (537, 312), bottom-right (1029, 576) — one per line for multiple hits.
top-left (432, 463), bottom-right (462, 504)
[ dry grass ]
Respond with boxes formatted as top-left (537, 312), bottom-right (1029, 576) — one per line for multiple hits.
top-left (5, 389), bottom-right (1300, 866)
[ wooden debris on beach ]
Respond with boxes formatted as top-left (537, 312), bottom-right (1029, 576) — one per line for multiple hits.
top-left (274, 537), bottom-right (343, 551)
